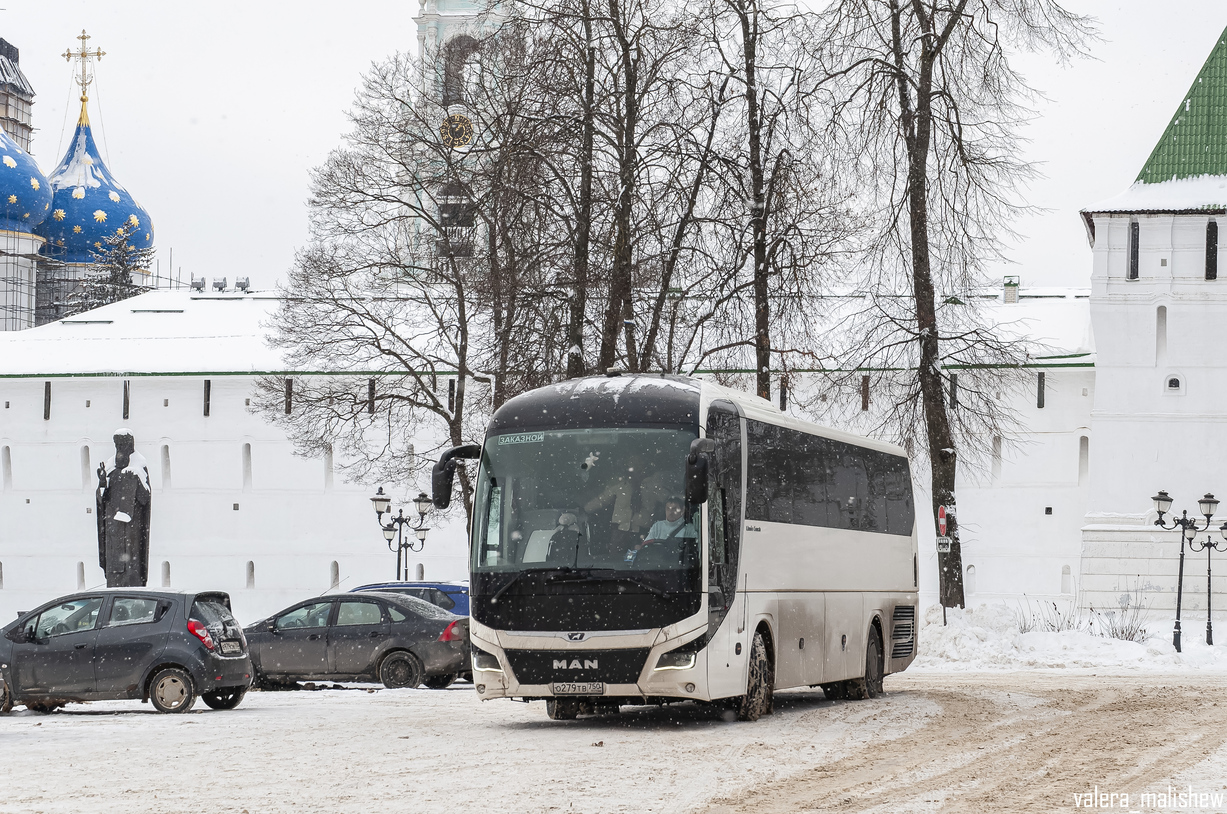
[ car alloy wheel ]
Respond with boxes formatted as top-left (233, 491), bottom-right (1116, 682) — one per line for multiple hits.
top-left (150, 667), bottom-right (196, 713)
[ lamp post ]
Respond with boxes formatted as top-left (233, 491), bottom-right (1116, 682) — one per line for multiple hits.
top-left (1188, 522), bottom-right (1227, 646)
top-left (1152, 490), bottom-right (1219, 652)
top-left (371, 487), bottom-right (432, 581)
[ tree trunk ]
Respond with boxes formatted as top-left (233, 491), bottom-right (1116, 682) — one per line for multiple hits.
top-left (892, 0), bottom-right (965, 608)
top-left (598, 0), bottom-right (638, 373)
top-left (738, 0), bottom-right (772, 401)
top-left (567, 1), bottom-right (596, 380)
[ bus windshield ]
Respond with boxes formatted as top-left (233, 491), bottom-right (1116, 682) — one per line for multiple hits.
top-left (472, 427), bottom-right (701, 583)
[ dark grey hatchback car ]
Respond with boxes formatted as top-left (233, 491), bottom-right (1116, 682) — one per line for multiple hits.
top-left (244, 592), bottom-right (469, 689)
top-left (0, 589), bottom-right (252, 714)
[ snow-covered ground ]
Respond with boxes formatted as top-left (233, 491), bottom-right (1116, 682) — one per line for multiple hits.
top-left (0, 683), bottom-right (941, 814)
top-left (914, 602), bottom-right (1227, 672)
top-left (7, 602), bottom-right (1227, 813)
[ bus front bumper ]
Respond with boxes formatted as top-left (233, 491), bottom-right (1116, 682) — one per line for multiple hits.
top-left (470, 629), bottom-right (711, 703)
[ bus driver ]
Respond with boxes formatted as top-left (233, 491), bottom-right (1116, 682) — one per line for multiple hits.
top-left (625, 496), bottom-right (696, 563)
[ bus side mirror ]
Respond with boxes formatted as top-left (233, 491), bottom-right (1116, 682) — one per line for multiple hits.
top-left (432, 444), bottom-right (481, 509)
top-left (685, 438), bottom-right (715, 505)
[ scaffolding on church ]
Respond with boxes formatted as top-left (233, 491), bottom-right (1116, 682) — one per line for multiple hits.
top-left (0, 240), bottom-right (40, 331)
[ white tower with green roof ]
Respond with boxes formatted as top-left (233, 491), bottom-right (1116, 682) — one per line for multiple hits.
top-left (1079, 27), bottom-right (1227, 619)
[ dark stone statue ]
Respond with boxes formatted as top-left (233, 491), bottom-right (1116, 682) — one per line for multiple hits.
top-left (96, 429), bottom-right (151, 588)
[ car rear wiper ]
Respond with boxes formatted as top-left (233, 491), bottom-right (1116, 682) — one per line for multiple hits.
top-left (489, 567), bottom-right (574, 603)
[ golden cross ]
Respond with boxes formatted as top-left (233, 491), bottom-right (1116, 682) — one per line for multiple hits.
top-left (62, 29), bottom-right (104, 96)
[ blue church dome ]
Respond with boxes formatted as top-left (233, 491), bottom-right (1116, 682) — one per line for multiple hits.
top-left (0, 123), bottom-right (51, 234)
top-left (35, 98), bottom-right (153, 263)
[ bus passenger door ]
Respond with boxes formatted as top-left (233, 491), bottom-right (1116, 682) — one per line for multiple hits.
top-left (824, 593), bottom-right (863, 682)
top-left (704, 400), bottom-right (745, 700)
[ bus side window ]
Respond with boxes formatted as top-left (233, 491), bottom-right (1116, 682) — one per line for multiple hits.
top-left (483, 482), bottom-right (502, 566)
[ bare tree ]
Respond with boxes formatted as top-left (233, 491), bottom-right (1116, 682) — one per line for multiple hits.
top-left (817, 0), bottom-right (1094, 607)
top-left (63, 224), bottom-right (155, 316)
top-left (254, 33), bottom-right (567, 520)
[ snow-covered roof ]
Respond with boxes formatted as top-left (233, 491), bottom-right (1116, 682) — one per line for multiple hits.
top-left (0, 288), bottom-right (287, 377)
top-left (0, 284), bottom-right (1094, 378)
top-left (0, 48), bottom-right (34, 98)
top-left (1083, 175), bottom-right (1227, 215)
top-left (980, 288), bottom-right (1094, 364)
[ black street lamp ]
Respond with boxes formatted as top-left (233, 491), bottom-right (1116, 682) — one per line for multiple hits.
top-left (1152, 490), bottom-right (1219, 652)
top-left (371, 487), bottom-right (432, 581)
top-left (1188, 523), bottom-right (1227, 646)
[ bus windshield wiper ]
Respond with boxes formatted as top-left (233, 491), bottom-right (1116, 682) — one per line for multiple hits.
top-left (552, 568), bottom-right (670, 598)
top-left (489, 567), bottom-right (574, 603)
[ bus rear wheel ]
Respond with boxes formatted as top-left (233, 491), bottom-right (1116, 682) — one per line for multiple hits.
top-left (849, 626), bottom-right (884, 700)
top-left (736, 630), bottom-right (774, 722)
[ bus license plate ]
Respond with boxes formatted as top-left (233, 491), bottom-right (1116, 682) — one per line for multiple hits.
top-left (552, 682), bottom-right (604, 695)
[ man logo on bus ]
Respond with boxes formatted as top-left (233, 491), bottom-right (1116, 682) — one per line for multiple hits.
top-left (554, 659), bottom-right (599, 670)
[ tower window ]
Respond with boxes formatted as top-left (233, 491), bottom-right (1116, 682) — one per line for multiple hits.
top-left (1128, 221), bottom-right (1140, 279)
top-left (1168, 376), bottom-right (1182, 390)
top-left (1036, 372), bottom-right (1046, 409)
top-left (1209, 220), bottom-right (1219, 280)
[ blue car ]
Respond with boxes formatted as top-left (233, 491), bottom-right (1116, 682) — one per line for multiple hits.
top-left (351, 581), bottom-right (470, 616)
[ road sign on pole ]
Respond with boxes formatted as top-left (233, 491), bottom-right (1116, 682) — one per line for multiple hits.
top-left (938, 505), bottom-right (947, 536)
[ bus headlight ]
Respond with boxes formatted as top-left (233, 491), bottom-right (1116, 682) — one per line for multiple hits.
top-left (654, 637), bottom-right (705, 671)
top-left (655, 651), bottom-right (696, 671)
top-left (473, 646), bottom-right (502, 672)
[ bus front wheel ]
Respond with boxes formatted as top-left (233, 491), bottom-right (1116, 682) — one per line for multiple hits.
top-left (736, 630), bottom-right (774, 722)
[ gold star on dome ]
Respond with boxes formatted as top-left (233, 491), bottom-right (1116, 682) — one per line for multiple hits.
top-left (29, 178), bottom-right (39, 190)
top-left (6, 195), bottom-right (14, 204)
top-left (72, 188), bottom-right (85, 199)
top-left (108, 191), bottom-right (120, 202)
top-left (21, 212), bottom-right (28, 218)
top-left (56, 239), bottom-right (63, 245)
top-left (94, 241), bottom-right (101, 248)
top-left (72, 225), bottom-right (82, 233)
top-left (2, 156), bottom-right (14, 168)
top-left (53, 209), bottom-right (65, 220)
top-left (128, 214), bottom-right (139, 227)
top-left (144, 233), bottom-right (149, 240)
top-left (115, 226), bottom-right (124, 234)
top-left (93, 209), bottom-right (106, 222)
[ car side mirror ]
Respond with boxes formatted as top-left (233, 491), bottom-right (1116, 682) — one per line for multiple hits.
top-left (685, 438), bottom-right (715, 505)
top-left (432, 444), bottom-right (481, 509)
top-left (268, 620), bottom-right (280, 635)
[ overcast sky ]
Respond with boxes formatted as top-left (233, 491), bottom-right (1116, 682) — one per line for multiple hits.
top-left (4, 1), bottom-right (1224, 290)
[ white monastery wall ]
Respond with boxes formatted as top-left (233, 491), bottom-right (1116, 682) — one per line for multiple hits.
top-left (0, 372), bottom-right (471, 625)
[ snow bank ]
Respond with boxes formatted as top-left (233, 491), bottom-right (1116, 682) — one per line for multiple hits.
top-left (912, 603), bottom-right (1227, 672)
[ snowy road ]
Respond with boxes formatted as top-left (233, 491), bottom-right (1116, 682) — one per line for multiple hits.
top-left (2, 673), bottom-right (1226, 813)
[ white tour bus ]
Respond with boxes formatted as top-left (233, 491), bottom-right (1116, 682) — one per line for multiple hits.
top-left (432, 374), bottom-right (918, 720)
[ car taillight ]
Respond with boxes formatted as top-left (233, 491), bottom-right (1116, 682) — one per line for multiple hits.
top-left (188, 619), bottom-right (216, 651)
top-left (438, 621), bottom-right (465, 642)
